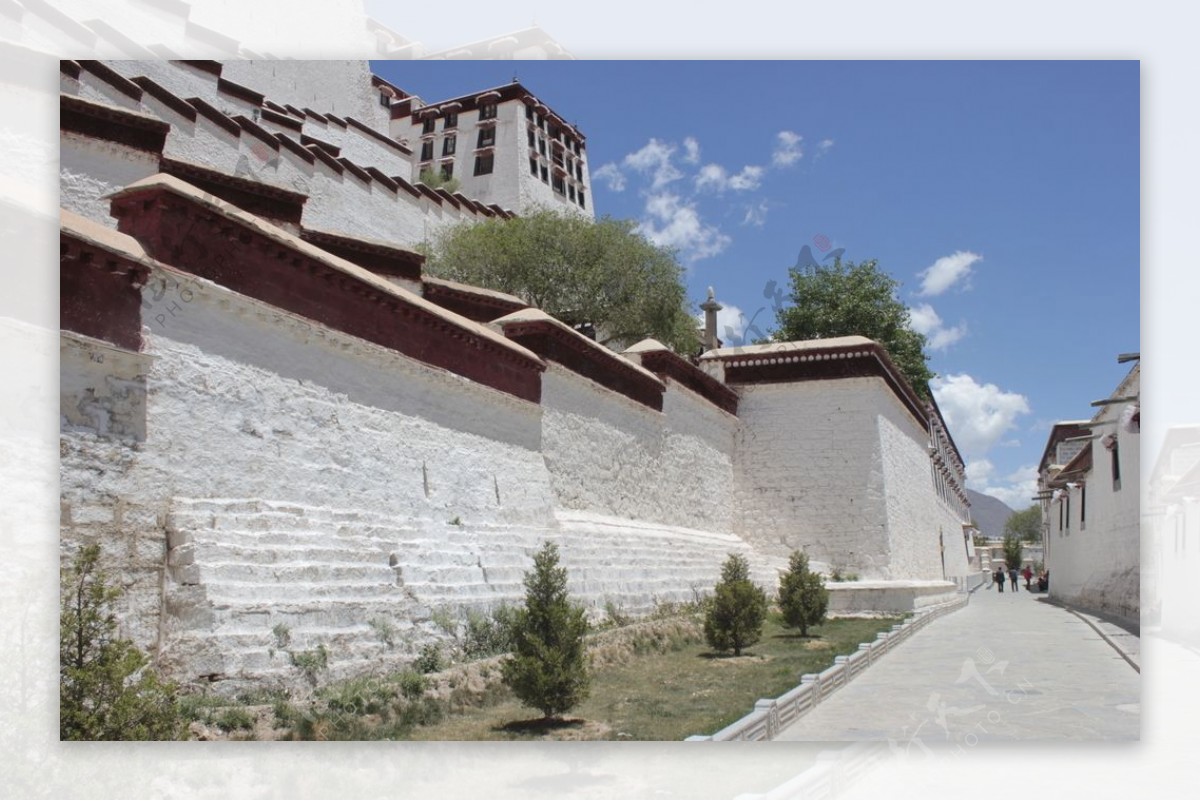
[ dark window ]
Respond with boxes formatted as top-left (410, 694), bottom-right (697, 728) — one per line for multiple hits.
top-left (478, 127), bottom-right (496, 148)
top-left (538, 138), bottom-right (546, 157)
top-left (576, 163), bottom-right (583, 181)
top-left (479, 102), bottom-right (497, 120)
top-left (568, 184), bottom-right (576, 202)
top-left (1080, 484), bottom-right (1086, 529)
top-left (1111, 441), bottom-right (1122, 491)
top-left (530, 157), bottom-right (538, 176)
top-left (474, 153), bottom-right (494, 176)
top-left (540, 164), bottom-right (548, 183)
top-left (441, 162), bottom-right (453, 180)
top-left (443, 135), bottom-right (456, 156)
top-left (578, 189), bottom-right (585, 209)
top-left (1058, 501), bottom-right (1063, 533)
top-left (537, 114), bottom-right (545, 130)
top-left (379, 92), bottom-right (390, 107)
top-left (527, 130), bottom-right (535, 148)
top-left (1065, 495), bottom-right (1070, 532)
top-left (420, 140), bottom-right (434, 161)
top-left (444, 112), bottom-right (458, 130)
top-left (549, 124), bottom-right (560, 141)
top-left (552, 174), bottom-right (565, 194)
top-left (525, 104), bottom-right (533, 120)
top-left (422, 117), bottom-right (435, 134)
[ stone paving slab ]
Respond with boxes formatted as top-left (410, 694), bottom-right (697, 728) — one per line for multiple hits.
top-left (775, 586), bottom-right (1139, 742)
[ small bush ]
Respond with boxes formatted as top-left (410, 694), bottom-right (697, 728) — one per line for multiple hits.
top-left (462, 604), bottom-right (516, 660)
top-left (501, 541), bottom-right (590, 719)
top-left (214, 707), bottom-right (255, 733)
top-left (603, 599), bottom-right (631, 628)
top-left (290, 644), bottom-right (329, 686)
top-left (320, 677), bottom-right (396, 716)
top-left (414, 643), bottom-right (444, 674)
top-left (397, 670), bottom-right (428, 701)
top-left (272, 623), bottom-right (292, 650)
top-left (369, 617), bottom-right (398, 649)
top-left (60, 544), bottom-right (182, 740)
top-left (703, 553), bottom-right (768, 656)
top-left (778, 550), bottom-right (829, 636)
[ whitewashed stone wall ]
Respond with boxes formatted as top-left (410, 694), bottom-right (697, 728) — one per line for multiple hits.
top-left (60, 133), bottom-right (159, 228)
top-left (876, 399), bottom-right (972, 580)
top-left (540, 366), bottom-right (737, 532)
top-left (733, 378), bottom-right (891, 575)
top-left (221, 60), bottom-right (387, 126)
top-left (59, 262), bottom-right (769, 688)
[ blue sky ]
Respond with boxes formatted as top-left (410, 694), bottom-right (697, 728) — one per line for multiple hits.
top-left (372, 60), bottom-right (1140, 510)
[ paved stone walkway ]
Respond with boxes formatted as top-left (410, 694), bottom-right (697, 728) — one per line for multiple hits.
top-left (775, 584), bottom-right (1140, 742)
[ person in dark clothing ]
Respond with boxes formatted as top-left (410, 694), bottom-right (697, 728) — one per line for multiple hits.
top-left (1009, 567), bottom-right (1019, 591)
top-left (994, 567), bottom-right (1005, 593)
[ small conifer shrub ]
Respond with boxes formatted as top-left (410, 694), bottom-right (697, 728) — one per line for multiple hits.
top-left (703, 553), bottom-right (768, 656)
top-left (777, 550), bottom-right (829, 636)
top-left (500, 541), bottom-right (590, 720)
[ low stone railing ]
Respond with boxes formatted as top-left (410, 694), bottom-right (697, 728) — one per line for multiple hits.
top-left (685, 594), bottom-right (970, 741)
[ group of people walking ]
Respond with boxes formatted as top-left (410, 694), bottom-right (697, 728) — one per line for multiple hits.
top-left (992, 565), bottom-right (1048, 593)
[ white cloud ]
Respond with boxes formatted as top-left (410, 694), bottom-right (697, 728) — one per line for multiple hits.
top-left (591, 163), bottom-right (625, 192)
top-left (695, 164), bottom-right (764, 193)
top-left (819, 138), bottom-right (834, 152)
top-left (623, 138), bottom-right (682, 189)
top-left (976, 464), bottom-right (1039, 510)
top-left (637, 192), bottom-right (730, 263)
top-left (742, 200), bottom-right (769, 227)
top-left (965, 458), bottom-right (995, 488)
top-left (931, 374), bottom-right (1031, 458)
top-left (917, 251), bottom-right (982, 297)
top-left (772, 131), bottom-right (803, 167)
top-left (683, 136), bottom-right (701, 164)
top-left (908, 302), bottom-right (967, 351)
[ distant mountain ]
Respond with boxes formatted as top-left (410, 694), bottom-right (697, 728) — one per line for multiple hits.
top-left (966, 489), bottom-right (1016, 540)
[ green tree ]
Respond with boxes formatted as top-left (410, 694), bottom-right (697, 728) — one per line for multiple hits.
top-left (1003, 505), bottom-right (1043, 543)
top-left (426, 209), bottom-right (698, 354)
top-left (60, 544), bottom-right (181, 740)
top-left (1002, 534), bottom-right (1024, 571)
top-left (417, 167), bottom-right (461, 194)
top-left (772, 258), bottom-right (934, 398)
top-left (777, 550), bottom-right (829, 637)
top-left (703, 553), bottom-right (768, 656)
top-left (500, 541), bottom-right (591, 720)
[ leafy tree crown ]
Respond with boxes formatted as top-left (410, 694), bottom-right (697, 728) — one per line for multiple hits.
top-left (772, 258), bottom-right (934, 398)
top-left (1003, 505), bottom-right (1042, 543)
top-left (426, 209), bottom-right (699, 354)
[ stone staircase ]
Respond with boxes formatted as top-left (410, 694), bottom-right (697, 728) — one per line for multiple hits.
top-left (160, 498), bottom-right (765, 692)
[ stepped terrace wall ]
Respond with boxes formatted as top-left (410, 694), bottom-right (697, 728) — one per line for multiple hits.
top-left (59, 204), bottom-right (765, 690)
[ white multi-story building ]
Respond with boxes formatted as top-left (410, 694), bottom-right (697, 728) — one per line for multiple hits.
top-left (1037, 360), bottom-right (1140, 624)
top-left (390, 80), bottom-right (593, 218)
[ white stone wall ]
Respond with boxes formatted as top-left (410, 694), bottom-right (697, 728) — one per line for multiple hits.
top-left (221, 60), bottom-right (384, 125)
top-left (731, 377), bottom-right (964, 581)
top-left (540, 366), bottom-right (737, 532)
top-left (877, 401), bottom-right (972, 580)
top-left (59, 263), bottom-right (768, 688)
top-left (733, 379), bottom-right (890, 575)
top-left (59, 133), bottom-right (160, 227)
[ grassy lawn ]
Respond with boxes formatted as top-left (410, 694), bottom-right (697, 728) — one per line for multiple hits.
top-left (405, 613), bottom-right (900, 741)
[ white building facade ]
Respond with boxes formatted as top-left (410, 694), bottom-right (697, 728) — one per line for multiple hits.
top-left (1038, 362), bottom-right (1140, 624)
top-left (390, 81), bottom-right (593, 217)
